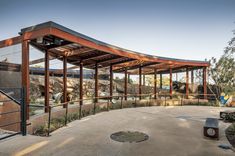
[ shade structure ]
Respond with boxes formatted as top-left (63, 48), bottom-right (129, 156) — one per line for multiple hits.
top-left (0, 21), bottom-right (210, 118)
top-left (0, 21), bottom-right (209, 73)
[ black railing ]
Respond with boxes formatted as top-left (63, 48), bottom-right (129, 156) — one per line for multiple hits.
top-left (0, 87), bottom-right (26, 140)
top-left (28, 92), bottom-right (217, 137)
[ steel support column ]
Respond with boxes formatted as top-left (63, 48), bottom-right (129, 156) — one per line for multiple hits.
top-left (44, 50), bottom-right (49, 113)
top-left (186, 67), bottom-right (189, 98)
top-left (95, 63), bottom-right (98, 102)
top-left (170, 68), bottom-right (173, 98)
top-left (110, 65), bottom-right (113, 99)
top-left (124, 68), bottom-right (127, 100)
top-left (63, 56), bottom-right (67, 108)
top-left (139, 66), bottom-right (142, 100)
top-left (22, 40), bottom-right (30, 119)
top-left (154, 68), bottom-right (157, 99)
top-left (203, 67), bottom-right (207, 99)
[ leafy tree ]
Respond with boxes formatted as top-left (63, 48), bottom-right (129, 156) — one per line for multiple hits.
top-left (208, 30), bottom-right (235, 96)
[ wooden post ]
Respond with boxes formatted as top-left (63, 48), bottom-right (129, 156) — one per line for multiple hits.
top-left (44, 50), bottom-right (49, 113)
top-left (170, 68), bottom-right (173, 98)
top-left (63, 56), bottom-right (67, 108)
top-left (176, 73), bottom-right (178, 82)
top-left (203, 67), bottom-right (207, 99)
top-left (80, 62), bottom-right (83, 106)
top-left (110, 65), bottom-right (113, 99)
top-left (160, 74), bottom-right (163, 89)
top-left (139, 66), bottom-right (142, 100)
top-left (186, 67), bottom-right (189, 99)
top-left (154, 68), bottom-right (157, 99)
top-left (95, 63), bottom-right (98, 102)
top-left (124, 68), bottom-right (127, 100)
top-left (22, 40), bottom-right (30, 119)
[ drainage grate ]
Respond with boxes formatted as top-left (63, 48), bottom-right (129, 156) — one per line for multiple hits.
top-left (110, 131), bottom-right (149, 143)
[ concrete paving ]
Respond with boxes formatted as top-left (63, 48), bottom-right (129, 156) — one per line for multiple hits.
top-left (0, 106), bottom-right (235, 156)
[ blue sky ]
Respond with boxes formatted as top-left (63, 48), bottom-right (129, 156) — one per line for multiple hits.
top-left (0, 0), bottom-right (234, 61)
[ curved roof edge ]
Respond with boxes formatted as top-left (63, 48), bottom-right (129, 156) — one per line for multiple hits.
top-left (21, 21), bottom-right (209, 67)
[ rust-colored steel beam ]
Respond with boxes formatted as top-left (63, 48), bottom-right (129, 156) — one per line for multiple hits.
top-left (30, 56), bottom-right (55, 65)
top-left (49, 27), bottom-right (209, 66)
top-left (95, 63), bottom-right (98, 102)
top-left (113, 58), bottom-right (138, 67)
top-left (19, 25), bottom-right (209, 69)
top-left (154, 68), bottom-right (157, 99)
top-left (64, 47), bottom-right (94, 57)
top-left (22, 27), bottom-right (51, 41)
top-left (0, 36), bottom-right (22, 48)
top-left (50, 28), bottom-right (154, 62)
top-left (22, 40), bottom-right (30, 119)
top-left (44, 50), bottom-right (49, 113)
top-left (114, 61), bottom-right (158, 72)
top-left (63, 56), bottom-right (67, 108)
top-left (82, 53), bottom-right (112, 63)
top-left (186, 67), bottom-right (189, 99)
top-left (46, 41), bottom-right (72, 50)
top-left (144, 64), bottom-right (186, 75)
top-left (98, 56), bottom-right (125, 66)
top-left (203, 67), bottom-right (207, 99)
top-left (157, 65), bottom-right (206, 75)
top-left (29, 41), bottom-right (47, 51)
top-left (110, 65), bottom-right (113, 98)
top-left (169, 68), bottom-right (173, 98)
top-left (112, 58), bottom-right (134, 66)
top-left (139, 66), bottom-right (142, 100)
top-left (54, 65), bottom-right (79, 73)
top-left (80, 62), bottom-right (83, 106)
top-left (84, 55), bottom-right (123, 67)
top-left (124, 68), bottom-right (128, 100)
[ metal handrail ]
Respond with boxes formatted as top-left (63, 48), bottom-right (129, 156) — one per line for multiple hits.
top-left (0, 88), bottom-right (21, 105)
top-left (28, 92), bottom-right (217, 137)
top-left (0, 87), bottom-right (26, 140)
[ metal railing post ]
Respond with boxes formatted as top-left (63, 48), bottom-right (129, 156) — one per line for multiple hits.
top-left (21, 87), bottom-right (27, 136)
top-left (47, 106), bottom-right (51, 137)
top-left (79, 104), bottom-right (82, 120)
top-left (65, 102), bottom-right (68, 126)
top-left (93, 99), bottom-right (96, 115)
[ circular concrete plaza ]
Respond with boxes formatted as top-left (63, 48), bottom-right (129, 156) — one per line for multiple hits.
top-left (0, 106), bottom-right (235, 156)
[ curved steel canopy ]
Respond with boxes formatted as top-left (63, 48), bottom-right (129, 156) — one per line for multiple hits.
top-left (0, 21), bottom-right (209, 74)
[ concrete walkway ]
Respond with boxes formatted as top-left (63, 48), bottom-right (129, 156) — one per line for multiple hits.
top-left (0, 106), bottom-right (235, 156)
